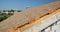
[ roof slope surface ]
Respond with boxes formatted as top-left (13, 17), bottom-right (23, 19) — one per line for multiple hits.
top-left (0, 1), bottom-right (60, 32)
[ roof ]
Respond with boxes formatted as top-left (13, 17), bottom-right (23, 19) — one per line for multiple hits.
top-left (0, 1), bottom-right (60, 32)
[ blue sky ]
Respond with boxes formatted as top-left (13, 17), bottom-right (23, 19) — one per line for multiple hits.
top-left (0, 0), bottom-right (57, 10)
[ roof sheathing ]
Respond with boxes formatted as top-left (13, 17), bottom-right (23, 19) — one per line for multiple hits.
top-left (0, 1), bottom-right (60, 32)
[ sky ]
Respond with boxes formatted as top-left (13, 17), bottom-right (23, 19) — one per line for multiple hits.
top-left (0, 0), bottom-right (57, 10)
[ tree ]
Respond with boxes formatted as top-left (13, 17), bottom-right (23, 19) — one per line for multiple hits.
top-left (8, 11), bottom-right (12, 15)
top-left (3, 10), bottom-right (6, 13)
top-left (0, 11), bottom-right (1, 13)
top-left (11, 9), bottom-right (15, 14)
top-left (17, 10), bottom-right (21, 12)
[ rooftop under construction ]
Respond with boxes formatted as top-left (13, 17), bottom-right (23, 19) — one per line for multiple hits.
top-left (0, 1), bottom-right (60, 32)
